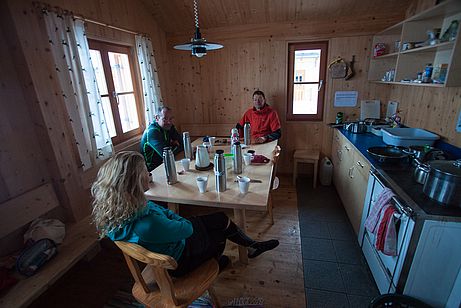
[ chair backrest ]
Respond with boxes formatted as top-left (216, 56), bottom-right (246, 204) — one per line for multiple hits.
top-left (270, 145), bottom-right (282, 190)
top-left (114, 241), bottom-right (179, 305)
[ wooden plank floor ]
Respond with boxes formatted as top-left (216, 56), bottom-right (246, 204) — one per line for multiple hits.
top-left (180, 174), bottom-right (305, 307)
top-left (29, 175), bottom-right (305, 307)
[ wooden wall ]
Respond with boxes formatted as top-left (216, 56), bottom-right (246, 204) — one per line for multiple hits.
top-left (165, 20), bottom-right (401, 174)
top-left (0, 0), bottom-right (169, 254)
top-left (166, 2), bottom-right (461, 175)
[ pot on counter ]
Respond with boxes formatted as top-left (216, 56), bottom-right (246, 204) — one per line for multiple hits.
top-left (413, 158), bottom-right (430, 184)
top-left (423, 159), bottom-right (461, 207)
top-left (344, 121), bottom-right (367, 134)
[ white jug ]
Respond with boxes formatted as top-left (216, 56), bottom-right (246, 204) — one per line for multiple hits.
top-left (195, 145), bottom-right (210, 168)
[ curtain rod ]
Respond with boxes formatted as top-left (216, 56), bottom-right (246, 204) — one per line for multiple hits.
top-left (73, 15), bottom-right (140, 36)
top-left (33, 2), bottom-right (142, 36)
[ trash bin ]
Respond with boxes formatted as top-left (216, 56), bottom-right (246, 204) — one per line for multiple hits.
top-left (319, 157), bottom-right (333, 186)
top-left (369, 294), bottom-right (432, 308)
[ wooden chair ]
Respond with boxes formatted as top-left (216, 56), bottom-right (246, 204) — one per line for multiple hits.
top-left (114, 241), bottom-right (220, 308)
top-left (293, 149), bottom-right (320, 188)
top-left (268, 145), bottom-right (281, 225)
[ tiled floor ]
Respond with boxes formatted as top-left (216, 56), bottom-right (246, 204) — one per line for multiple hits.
top-left (296, 176), bottom-right (379, 308)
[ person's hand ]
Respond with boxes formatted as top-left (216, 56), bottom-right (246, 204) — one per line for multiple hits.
top-left (254, 136), bottom-right (267, 144)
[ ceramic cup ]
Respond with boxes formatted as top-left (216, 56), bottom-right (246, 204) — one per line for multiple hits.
top-left (209, 136), bottom-right (216, 147)
top-left (247, 150), bottom-right (255, 156)
top-left (238, 176), bottom-right (250, 194)
top-left (243, 153), bottom-right (252, 166)
top-left (196, 176), bottom-right (208, 193)
top-left (181, 158), bottom-right (190, 171)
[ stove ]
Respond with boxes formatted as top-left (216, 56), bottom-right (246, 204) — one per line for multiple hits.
top-left (375, 161), bottom-right (461, 218)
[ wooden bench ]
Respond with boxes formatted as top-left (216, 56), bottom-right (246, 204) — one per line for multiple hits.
top-left (0, 184), bottom-right (100, 308)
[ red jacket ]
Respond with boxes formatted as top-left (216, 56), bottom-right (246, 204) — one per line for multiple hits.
top-left (238, 104), bottom-right (281, 139)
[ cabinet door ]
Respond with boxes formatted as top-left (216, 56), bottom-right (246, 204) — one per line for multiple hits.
top-left (342, 141), bottom-right (371, 234)
top-left (331, 130), bottom-right (344, 193)
top-left (348, 162), bottom-right (369, 234)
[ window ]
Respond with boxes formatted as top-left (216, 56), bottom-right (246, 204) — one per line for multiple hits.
top-left (287, 42), bottom-right (328, 121)
top-left (89, 40), bottom-right (144, 144)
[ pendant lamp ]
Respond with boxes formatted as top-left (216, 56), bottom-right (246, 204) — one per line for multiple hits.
top-left (173, 0), bottom-right (223, 58)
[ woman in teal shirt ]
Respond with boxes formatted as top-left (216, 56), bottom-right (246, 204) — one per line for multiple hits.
top-left (91, 151), bottom-right (279, 276)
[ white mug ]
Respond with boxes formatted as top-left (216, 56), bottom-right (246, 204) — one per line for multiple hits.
top-left (181, 158), bottom-right (190, 171)
top-left (243, 153), bottom-right (252, 166)
top-left (238, 176), bottom-right (250, 194)
top-left (209, 136), bottom-right (216, 147)
top-left (196, 176), bottom-right (208, 193)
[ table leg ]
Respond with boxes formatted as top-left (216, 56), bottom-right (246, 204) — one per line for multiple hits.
top-left (233, 208), bottom-right (249, 265)
top-left (168, 202), bottom-right (179, 213)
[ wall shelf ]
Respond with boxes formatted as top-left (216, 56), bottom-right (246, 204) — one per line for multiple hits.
top-left (368, 0), bottom-right (461, 87)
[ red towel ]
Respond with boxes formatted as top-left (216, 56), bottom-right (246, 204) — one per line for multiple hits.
top-left (375, 204), bottom-right (397, 256)
top-left (365, 188), bottom-right (395, 234)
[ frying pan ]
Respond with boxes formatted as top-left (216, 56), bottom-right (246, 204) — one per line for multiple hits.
top-left (367, 146), bottom-right (409, 163)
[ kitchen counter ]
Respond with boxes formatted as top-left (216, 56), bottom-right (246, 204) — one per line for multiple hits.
top-left (335, 128), bottom-right (461, 221)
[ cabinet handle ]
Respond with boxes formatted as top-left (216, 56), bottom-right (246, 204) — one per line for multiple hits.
top-left (344, 145), bottom-right (350, 151)
top-left (356, 161), bottom-right (364, 168)
top-left (337, 150), bottom-right (343, 161)
top-left (349, 166), bottom-right (355, 178)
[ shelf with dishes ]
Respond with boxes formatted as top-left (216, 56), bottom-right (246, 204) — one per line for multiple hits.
top-left (368, 0), bottom-right (461, 87)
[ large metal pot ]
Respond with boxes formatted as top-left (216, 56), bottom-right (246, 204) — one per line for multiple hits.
top-left (423, 159), bottom-right (461, 207)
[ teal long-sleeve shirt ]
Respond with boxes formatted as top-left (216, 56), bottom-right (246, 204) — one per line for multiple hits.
top-left (107, 201), bottom-right (193, 260)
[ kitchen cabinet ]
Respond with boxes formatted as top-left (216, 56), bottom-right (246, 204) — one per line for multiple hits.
top-left (368, 0), bottom-right (461, 87)
top-left (332, 130), bottom-right (371, 234)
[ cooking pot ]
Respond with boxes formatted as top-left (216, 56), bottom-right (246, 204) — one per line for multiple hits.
top-left (413, 158), bottom-right (430, 184)
top-left (403, 145), bottom-right (430, 159)
top-left (423, 159), bottom-right (461, 207)
top-left (344, 121), bottom-right (367, 134)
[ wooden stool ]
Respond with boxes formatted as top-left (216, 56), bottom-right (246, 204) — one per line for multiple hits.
top-left (293, 149), bottom-right (320, 188)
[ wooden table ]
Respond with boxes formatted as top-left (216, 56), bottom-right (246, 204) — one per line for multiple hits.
top-left (145, 139), bottom-right (277, 264)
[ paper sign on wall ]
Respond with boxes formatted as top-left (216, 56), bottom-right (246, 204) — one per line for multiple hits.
top-left (334, 91), bottom-right (358, 107)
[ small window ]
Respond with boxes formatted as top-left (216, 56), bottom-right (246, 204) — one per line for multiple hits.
top-left (287, 42), bottom-right (328, 121)
top-left (89, 40), bottom-right (143, 144)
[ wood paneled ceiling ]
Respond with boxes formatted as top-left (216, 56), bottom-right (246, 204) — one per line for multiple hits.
top-left (140, 0), bottom-right (413, 35)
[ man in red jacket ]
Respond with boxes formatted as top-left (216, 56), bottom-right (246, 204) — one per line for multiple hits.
top-left (236, 90), bottom-right (281, 143)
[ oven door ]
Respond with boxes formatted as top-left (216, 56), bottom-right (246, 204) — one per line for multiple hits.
top-left (359, 169), bottom-right (415, 294)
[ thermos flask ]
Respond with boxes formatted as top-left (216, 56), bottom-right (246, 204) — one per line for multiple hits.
top-left (163, 147), bottom-right (178, 185)
top-left (232, 142), bottom-right (243, 174)
top-left (230, 128), bottom-right (239, 145)
top-left (214, 150), bottom-right (226, 192)
top-left (244, 122), bottom-right (251, 145)
top-left (183, 131), bottom-right (193, 160)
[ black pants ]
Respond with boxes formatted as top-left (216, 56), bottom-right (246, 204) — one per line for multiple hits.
top-left (170, 212), bottom-right (229, 277)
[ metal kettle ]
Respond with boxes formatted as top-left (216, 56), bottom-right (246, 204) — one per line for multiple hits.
top-left (195, 145), bottom-right (210, 168)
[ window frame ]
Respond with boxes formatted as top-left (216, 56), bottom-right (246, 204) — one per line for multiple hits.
top-left (287, 41), bottom-right (328, 121)
top-left (88, 39), bottom-right (145, 145)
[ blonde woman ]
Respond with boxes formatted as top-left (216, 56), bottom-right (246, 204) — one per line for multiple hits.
top-left (91, 151), bottom-right (279, 276)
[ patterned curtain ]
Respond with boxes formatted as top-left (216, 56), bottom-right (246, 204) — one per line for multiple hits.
top-left (42, 10), bottom-right (113, 170)
top-left (135, 35), bottom-right (163, 126)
